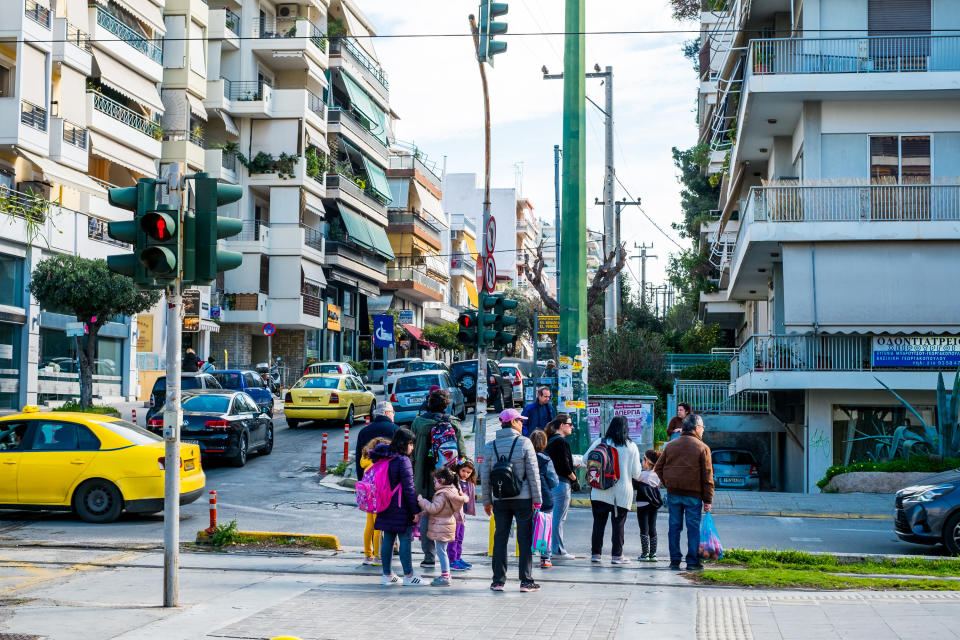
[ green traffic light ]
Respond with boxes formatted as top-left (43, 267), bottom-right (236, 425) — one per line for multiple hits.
top-left (478, 0), bottom-right (508, 64)
top-left (191, 174), bottom-right (244, 285)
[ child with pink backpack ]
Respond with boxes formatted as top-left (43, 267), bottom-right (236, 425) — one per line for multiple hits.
top-left (358, 436), bottom-right (391, 565)
top-left (417, 467), bottom-right (468, 586)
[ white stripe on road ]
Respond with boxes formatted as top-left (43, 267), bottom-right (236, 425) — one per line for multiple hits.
top-left (789, 537), bottom-right (823, 542)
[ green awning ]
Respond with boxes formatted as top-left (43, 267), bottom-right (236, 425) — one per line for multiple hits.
top-left (341, 72), bottom-right (388, 145)
top-left (362, 156), bottom-right (392, 203)
top-left (368, 222), bottom-right (395, 261)
top-left (338, 205), bottom-right (374, 251)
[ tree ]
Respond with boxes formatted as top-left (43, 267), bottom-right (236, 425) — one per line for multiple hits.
top-left (422, 322), bottom-right (460, 354)
top-left (29, 255), bottom-right (161, 409)
top-left (521, 241), bottom-right (627, 315)
top-left (668, 0), bottom-right (701, 21)
top-left (588, 326), bottom-right (667, 388)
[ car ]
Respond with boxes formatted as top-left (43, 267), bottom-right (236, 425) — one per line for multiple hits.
top-left (498, 364), bottom-right (528, 407)
top-left (283, 373), bottom-right (376, 429)
top-left (711, 449), bottom-right (760, 491)
top-left (148, 391), bottom-right (273, 467)
top-left (364, 359), bottom-right (388, 384)
top-left (894, 468), bottom-right (960, 555)
top-left (146, 372), bottom-right (222, 422)
top-left (450, 359), bottom-right (515, 411)
top-left (384, 358), bottom-right (423, 393)
top-left (303, 361), bottom-right (359, 378)
top-left (389, 371), bottom-right (466, 424)
top-left (386, 360), bottom-right (452, 395)
top-left (211, 369), bottom-right (274, 414)
top-left (0, 406), bottom-right (205, 523)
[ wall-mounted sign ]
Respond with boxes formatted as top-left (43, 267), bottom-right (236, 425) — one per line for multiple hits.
top-left (136, 315), bottom-right (154, 352)
top-left (182, 289), bottom-right (200, 333)
top-left (872, 335), bottom-right (960, 368)
top-left (537, 315), bottom-right (560, 334)
top-left (398, 309), bottom-right (414, 325)
top-left (66, 322), bottom-right (85, 338)
top-left (327, 304), bottom-right (342, 332)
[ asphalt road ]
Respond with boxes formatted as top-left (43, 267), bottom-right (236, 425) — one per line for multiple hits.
top-left (0, 410), bottom-right (951, 558)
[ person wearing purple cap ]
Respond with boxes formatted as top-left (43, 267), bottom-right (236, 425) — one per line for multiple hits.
top-left (416, 384), bottom-right (442, 416)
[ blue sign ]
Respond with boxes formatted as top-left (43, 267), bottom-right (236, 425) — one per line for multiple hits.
top-left (398, 309), bottom-right (415, 325)
top-left (872, 335), bottom-right (960, 368)
top-left (373, 314), bottom-right (394, 347)
top-left (263, 323), bottom-right (276, 337)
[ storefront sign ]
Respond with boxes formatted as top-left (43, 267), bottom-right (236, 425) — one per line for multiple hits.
top-left (327, 304), bottom-right (342, 332)
top-left (872, 336), bottom-right (960, 368)
top-left (136, 315), bottom-right (153, 352)
top-left (182, 290), bottom-right (200, 333)
top-left (537, 315), bottom-right (560, 334)
top-left (398, 309), bottom-right (414, 325)
top-left (66, 322), bottom-right (85, 338)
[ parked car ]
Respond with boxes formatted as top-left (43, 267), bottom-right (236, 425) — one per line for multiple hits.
top-left (303, 361), bottom-right (359, 377)
top-left (384, 358), bottom-right (423, 393)
top-left (894, 468), bottom-right (960, 555)
top-left (283, 373), bottom-right (376, 429)
top-left (498, 364), bottom-right (528, 406)
top-left (711, 449), bottom-right (760, 491)
top-left (450, 359), bottom-right (515, 411)
top-left (364, 359), bottom-right (388, 384)
top-left (149, 391), bottom-right (273, 467)
top-left (146, 372), bottom-right (222, 423)
top-left (405, 360), bottom-right (451, 374)
top-left (212, 370), bottom-right (274, 414)
top-left (0, 406), bottom-right (204, 522)
top-left (389, 371), bottom-right (466, 424)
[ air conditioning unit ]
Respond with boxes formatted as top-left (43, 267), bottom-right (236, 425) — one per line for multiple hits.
top-left (277, 4), bottom-right (299, 18)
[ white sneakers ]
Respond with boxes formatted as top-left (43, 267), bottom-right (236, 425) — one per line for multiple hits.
top-left (402, 574), bottom-right (425, 586)
top-left (380, 574), bottom-right (400, 585)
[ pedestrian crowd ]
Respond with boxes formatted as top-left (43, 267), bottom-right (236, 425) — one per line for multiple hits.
top-left (354, 389), bottom-right (715, 590)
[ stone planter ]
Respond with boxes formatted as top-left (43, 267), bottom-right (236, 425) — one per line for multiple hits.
top-left (823, 471), bottom-right (940, 494)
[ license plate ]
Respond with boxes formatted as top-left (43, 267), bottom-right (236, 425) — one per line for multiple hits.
top-left (719, 476), bottom-right (744, 484)
top-left (408, 394), bottom-right (425, 405)
top-left (184, 461), bottom-right (195, 471)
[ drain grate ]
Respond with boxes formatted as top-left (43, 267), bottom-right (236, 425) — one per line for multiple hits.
top-left (0, 634), bottom-right (43, 640)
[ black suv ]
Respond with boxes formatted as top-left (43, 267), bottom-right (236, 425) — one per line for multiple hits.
top-left (146, 372), bottom-right (222, 422)
top-left (451, 359), bottom-right (517, 411)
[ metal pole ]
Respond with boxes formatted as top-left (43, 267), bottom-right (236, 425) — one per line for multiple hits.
top-left (602, 67), bottom-right (615, 331)
top-left (532, 313), bottom-right (539, 396)
top-left (163, 279), bottom-right (182, 607)
top-left (267, 333), bottom-right (272, 365)
top-left (553, 145), bottom-right (561, 297)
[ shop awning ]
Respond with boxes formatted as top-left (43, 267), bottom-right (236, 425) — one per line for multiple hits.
top-left (402, 323), bottom-right (438, 348)
top-left (18, 150), bottom-right (107, 197)
top-left (301, 258), bottom-right (327, 287)
top-left (465, 281), bottom-right (479, 307)
top-left (200, 319), bottom-right (220, 333)
top-left (340, 71), bottom-right (388, 145)
top-left (93, 52), bottom-right (164, 113)
top-left (89, 132), bottom-right (158, 177)
top-left (187, 93), bottom-right (207, 121)
top-left (338, 204), bottom-right (375, 251)
top-left (362, 155), bottom-right (392, 204)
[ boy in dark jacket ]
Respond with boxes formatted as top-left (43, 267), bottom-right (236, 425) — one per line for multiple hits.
top-left (633, 449), bottom-right (663, 562)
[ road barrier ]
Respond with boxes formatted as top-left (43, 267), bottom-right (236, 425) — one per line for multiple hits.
top-left (206, 490), bottom-right (217, 533)
top-left (343, 424), bottom-right (350, 461)
top-left (320, 433), bottom-right (327, 473)
top-left (131, 408), bottom-right (137, 424)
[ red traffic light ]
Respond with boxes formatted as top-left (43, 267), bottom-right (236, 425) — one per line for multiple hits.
top-left (140, 209), bottom-right (177, 242)
top-left (463, 316), bottom-right (471, 327)
top-left (155, 217), bottom-right (169, 240)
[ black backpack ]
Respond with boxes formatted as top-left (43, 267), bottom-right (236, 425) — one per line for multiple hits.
top-left (490, 438), bottom-right (524, 499)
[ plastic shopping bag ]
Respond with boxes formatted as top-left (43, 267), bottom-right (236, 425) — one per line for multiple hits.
top-left (531, 509), bottom-right (553, 554)
top-left (699, 512), bottom-right (724, 560)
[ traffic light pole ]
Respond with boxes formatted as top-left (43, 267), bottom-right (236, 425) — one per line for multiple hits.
top-left (163, 278), bottom-right (182, 607)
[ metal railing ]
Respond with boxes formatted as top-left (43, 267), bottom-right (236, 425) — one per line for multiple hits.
top-left (62, 120), bottom-right (87, 148)
top-left (66, 23), bottom-right (90, 50)
top-left (0, 187), bottom-right (49, 223)
top-left (224, 8), bottom-right (240, 35)
top-left (743, 184), bottom-right (960, 224)
top-left (674, 380), bottom-right (769, 415)
top-left (450, 254), bottom-right (477, 273)
top-left (388, 152), bottom-right (443, 189)
top-left (25, 0), bottom-right (51, 28)
top-left (221, 150), bottom-right (237, 172)
top-left (326, 241), bottom-right (388, 272)
top-left (387, 210), bottom-right (443, 236)
top-left (749, 35), bottom-right (960, 76)
top-left (20, 101), bottom-right (47, 131)
top-left (254, 17), bottom-right (298, 38)
top-left (224, 79), bottom-right (267, 101)
top-left (307, 90), bottom-right (326, 118)
top-left (387, 267), bottom-right (445, 292)
top-left (89, 90), bottom-right (157, 138)
top-left (87, 215), bottom-right (130, 248)
top-left (162, 129), bottom-right (205, 147)
top-left (330, 37), bottom-right (389, 93)
top-left (328, 107), bottom-right (387, 155)
top-left (95, 7), bottom-right (162, 63)
top-left (325, 173), bottom-right (388, 212)
top-left (664, 351), bottom-right (735, 373)
top-left (303, 225), bottom-right (325, 252)
top-left (310, 23), bottom-right (327, 53)
top-left (234, 219), bottom-right (268, 242)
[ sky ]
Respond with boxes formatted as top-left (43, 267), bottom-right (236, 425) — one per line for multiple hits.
top-left (359, 0), bottom-right (700, 291)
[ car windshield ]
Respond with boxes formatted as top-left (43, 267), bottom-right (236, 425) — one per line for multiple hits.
top-left (296, 377), bottom-right (340, 389)
top-left (182, 395), bottom-right (231, 413)
top-left (388, 360), bottom-right (411, 369)
top-left (95, 419), bottom-right (163, 445)
top-left (407, 362), bottom-right (441, 371)
top-left (713, 451), bottom-right (755, 465)
top-left (181, 376), bottom-right (203, 390)
top-left (396, 374), bottom-right (442, 393)
top-left (212, 372), bottom-right (242, 389)
top-left (451, 361), bottom-right (476, 377)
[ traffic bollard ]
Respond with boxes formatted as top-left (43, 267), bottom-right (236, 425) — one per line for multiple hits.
top-left (205, 491), bottom-right (217, 533)
top-left (131, 408), bottom-right (137, 425)
top-left (365, 415), bottom-right (370, 426)
top-left (343, 424), bottom-right (350, 461)
top-left (320, 433), bottom-right (327, 473)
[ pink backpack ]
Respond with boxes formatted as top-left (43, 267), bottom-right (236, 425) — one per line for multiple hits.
top-left (356, 459), bottom-right (401, 513)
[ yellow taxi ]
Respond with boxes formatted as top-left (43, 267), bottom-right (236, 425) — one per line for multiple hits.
top-left (283, 373), bottom-right (376, 428)
top-left (0, 407), bottom-right (205, 523)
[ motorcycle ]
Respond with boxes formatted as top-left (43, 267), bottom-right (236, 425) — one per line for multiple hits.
top-left (256, 360), bottom-right (282, 397)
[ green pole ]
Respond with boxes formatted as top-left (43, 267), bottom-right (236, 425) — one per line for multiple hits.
top-left (560, 0), bottom-right (589, 453)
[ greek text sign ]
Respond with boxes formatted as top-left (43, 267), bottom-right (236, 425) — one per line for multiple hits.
top-left (587, 400), bottom-right (654, 442)
top-left (872, 336), bottom-right (960, 368)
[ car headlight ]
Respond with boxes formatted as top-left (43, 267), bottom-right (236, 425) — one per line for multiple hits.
top-left (916, 485), bottom-right (957, 502)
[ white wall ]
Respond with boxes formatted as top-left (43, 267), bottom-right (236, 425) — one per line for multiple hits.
top-left (442, 173), bottom-right (517, 279)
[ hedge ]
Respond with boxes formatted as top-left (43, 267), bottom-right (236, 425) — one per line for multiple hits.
top-left (816, 457), bottom-right (960, 489)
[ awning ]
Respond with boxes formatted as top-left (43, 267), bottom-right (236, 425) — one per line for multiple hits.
top-left (340, 71), bottom-right (388, 145)
top-left (187, 93), bottom-right (207, 121)
top-left (465, 281), bottom-right (479, 307)
top-left (368, 294), bottom-right (393, 311)
top-left (368, 222), bottom-right (395, 260)
top-left (94, 52), bottom-right (164, 113)
top-left (17, 150), bottom-right (107, 197)
top-left (89, 132), bottom-right (158, 177)
top-left (388, 177), bottom-right (410, 208)
top-left (402, 323), bottom-right (438, 349)
top-left (338, 204), bottom-right (375, 250)
top-left (217, 109), bottom-right (239, 137)
top-left (362, 155), bottom-right (392, 203)
top-left (301, 259), bottom-right (327, 287)
top-left (91, 0), bottom-right (165, 34)
top-left (200, 320), bottom-right (220, 333)
top-left (464, 234), bottom-right (479, 259)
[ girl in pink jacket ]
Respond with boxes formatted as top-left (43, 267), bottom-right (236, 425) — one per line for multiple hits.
top-left (417, 466), bottom-right (468, 587)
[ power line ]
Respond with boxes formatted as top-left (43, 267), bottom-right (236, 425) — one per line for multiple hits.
top-left (614, 174), bottom-right (684, 250)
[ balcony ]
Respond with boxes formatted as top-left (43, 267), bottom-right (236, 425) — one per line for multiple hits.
top-left (90, 6), bottom-right (163, 80)
top-left (388, 153), bottom-right (442, 193)
top-left (325, 173), bottom-right (387, 224)
top-left (672, 380), bottom-right (768, 415)
top-left (664, 350), bottom-right (736, 374)
top-left (268, 88), bottom-right (326, 134)
top-left (302, 292), bottom-right (322, 317)
top-left (303, 225), bottom-right (325, 254)
top-left (204, 147), bottom-right (238, 184)
top-left (24, 0), bottom-right (50, 28)
top-left (327, 107), bottom-right (388, 162)
top-left (86, 90), bottom-right (162, 157)
top-left (449, 254), bottom-right (476, 277)
top-left (211, 79), bottom-right (272, 117)
top-left (161, 130), bottom-right (206, 170)
top-left (329, 37), bottom-right (389, 101)
top-left (384, 267), bottom-right (446, 303)
top-left (325, 240), bottom-right (387, 284)
top-left (208, 8), bottom-right (240, 49)
top-left (52, 18), bottom-right (91, 73)
top-left (49, 118), bottom-right (88, 171)
top-left (249, 18), bottom-right (327, 71)
top-left (0, 1), bottom-right (51, 50)
top-left (387, 209), bottom-right (443, 250)
top-left (20, 101), bottom-right (47, 132)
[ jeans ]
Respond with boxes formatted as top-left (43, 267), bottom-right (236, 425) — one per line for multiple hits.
top-left (667, 493), bottom-right (703, 566)
top-left (447, 523), bottom-right (465, 563)
top-left (590, 500), bottom-right (628, 557)
top-left (419, 514), bottom-right (435, 562)
top-left (435, 540), bottom-right (449, 575)
top-left (492, 498), bottom-right (534, 585)
top-left (380, 527), bottom-right (413, 577)
top-left (550, 481), bottom-right (571, 557)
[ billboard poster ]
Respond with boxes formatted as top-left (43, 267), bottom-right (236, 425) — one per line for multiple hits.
top-left (588, 399), bottom-right (655, 443)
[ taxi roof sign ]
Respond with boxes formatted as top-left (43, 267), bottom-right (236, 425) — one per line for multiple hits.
top-left (21, 405), bottom-right (40, 413)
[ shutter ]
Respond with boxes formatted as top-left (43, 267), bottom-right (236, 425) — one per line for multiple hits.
top-left (868, 0), bottom-right (930, 35)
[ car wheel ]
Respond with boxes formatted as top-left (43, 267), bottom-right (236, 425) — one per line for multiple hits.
top-left (230, 431), bottom-right (249, 467)
top-left (261, 423), bottom-right (274, 455)
top-left (269, 399), bottom-right (275, 414)
top-left (944, 511), bottom-right (960, 556)
top-left (345, 406), bottom-right (355, 426)
top-left (369, 401), bottom-right (376, 419)
top-left (73, 479), bottom-right (123, 523)
top-left (287, 418), bottom-right (299, 429)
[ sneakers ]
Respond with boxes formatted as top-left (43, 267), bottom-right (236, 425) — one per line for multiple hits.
top-left (363, 556), bottom-right (377, 565)
top-left (451, 559), bottom-right (470, 571)
top-left (685, 563), bottom-right (705, 571)
top-left (540, 558), bottom-right (552, 568)
top-left (637, 553), bottom-right (649, 562)
top-left (556, 552), bottom-right (577, 561)
top-left (669, 563), bottom-right (682, 571)
top-left (431, 576), bottom-right (451, 587)
top-left (647, 554), bottom-right (658, 563)
top-left (611, 556), bottom-right (631, 565)
top-left (380, 574), bottom-right (400, 585)
top-left (519, 581), bottom-right (542, 592)
top-left (403, 574), bottom-right (425, 586)
top-left (371, 558), bottom-right (383, 566)
top-left (591, 555), bottom-right (602, 563)
top-left (419, 559), bottom-right (435, 568)
top-left (490, 582), bottom-right (505, 591)
top-left (461, 559), bottom-right (473, 568)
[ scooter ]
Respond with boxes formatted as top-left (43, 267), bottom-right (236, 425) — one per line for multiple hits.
top-left (255, 362), bottom-right (280, 396)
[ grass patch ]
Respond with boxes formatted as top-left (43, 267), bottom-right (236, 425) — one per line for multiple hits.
top-left (718, 548), bottom-right (960, 577)
top-left (329, 460), bottom-right (350, 476)
top-left (53, 400), bottom-right (120, 417)
top-left (203, 520), bottom-right (335, 549)
top-left (697, 568), bottom-right (960, 590)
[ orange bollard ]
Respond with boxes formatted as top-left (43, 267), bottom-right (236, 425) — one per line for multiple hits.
top-left (132, 408), bottom-right (137, 424)
top-left (365, 415), bottom-right (370, 426)
top-left (205, 490), bottom-right (217, 533)
top-left (343, 423), bottom-right (350, 461)
top-left (320, 433), bottom-right (328, 473)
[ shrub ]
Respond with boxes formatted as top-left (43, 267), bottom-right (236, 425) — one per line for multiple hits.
top-left (678, 360), bottom-right (730, 381)
top-left (348, 360), bottom-right (369, 377)
top-left (816, 456), bottom-right (960, 489)
top-left (53, 401), bottom-right (120, 417)
top-left (592, 379), bottom-right (659, 397)
top-left (589, 327), bottom-right (666, 388)
top-left (209, 520), bottom-right (241, 546)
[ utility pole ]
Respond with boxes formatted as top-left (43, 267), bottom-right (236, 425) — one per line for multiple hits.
top-left (632, 242), bottom-right (656, 308)
top-left (553, 145), bottom-right (561, 297)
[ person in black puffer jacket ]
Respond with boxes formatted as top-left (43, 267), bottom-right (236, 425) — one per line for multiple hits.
top-left (633, 449), bottom-right (664, 562)
top-left (544, 413), bottom-right (580, 561)
top-left (530, 430), bottom-right (559, 568)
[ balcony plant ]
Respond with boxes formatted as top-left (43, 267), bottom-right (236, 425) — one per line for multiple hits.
top-left (150, 121), bottom-right (163, 141)
top-left (305, 146), bottom-right (328, 178)
top-left (236, 151), bottom-right (300, 178)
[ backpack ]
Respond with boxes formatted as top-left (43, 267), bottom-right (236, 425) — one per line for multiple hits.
top-left (355, 459), bottom-right (401, 513)
top-left (585, 440), bottom-right (620, 490)
top-left (489, 437), bottom-right (524, 500)
top-left (429, 418), bottom-right (459, 469)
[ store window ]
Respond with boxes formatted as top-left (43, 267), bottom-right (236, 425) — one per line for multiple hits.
top-left (0, 254), bottom-right (23, 308)
top-left (831, 405), bottom-right (936, 466)
top-left (39, 329), bottom-right (122, 376)
top-left (0, 322), bottom-right (20, 410)
top-left (343, 290), bottom-right (353, 316)
top-left (305, 329), bottom-right (320, 366)
top-left (343, 328), bottom-right (355, 360)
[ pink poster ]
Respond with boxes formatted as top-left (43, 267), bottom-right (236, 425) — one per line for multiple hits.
top-left (587, 401), bottom-right (602, 439)
top-left (614, 402), bottom-right (653, 440)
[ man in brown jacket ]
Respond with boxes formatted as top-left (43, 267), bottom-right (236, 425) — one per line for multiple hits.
top-left (653, 413), bottom-right (714, 571)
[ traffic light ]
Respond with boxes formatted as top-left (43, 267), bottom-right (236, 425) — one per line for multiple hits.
top-left (457, 310), bottom-right (479, 349)
top-left (106, 179), bottom-right (162, 286)
top-left (139, 203), bottom-right (179, 282)
top-left (477, 1), bottom-right (508, 65)
top-left (488, 293), bottom-right (519, 348)
top-left (192, 173), bottom-right (243, 285)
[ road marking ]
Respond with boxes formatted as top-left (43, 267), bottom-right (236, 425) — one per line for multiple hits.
top-left (830, 528), bottom-right (890, 533)
top-left (775, 517), bottom-right (802, 526)
top-left (0, 550), bottom-right (141, 596)
top-left (789, 537), bottom-right (823, 542)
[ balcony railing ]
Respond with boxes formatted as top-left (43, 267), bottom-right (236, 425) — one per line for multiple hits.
top-left (221, 150), bottom-right (237, 172)
top-left (307, 91), bottom-right (326, 119)
top-left (87, 215), bottom-right (130, 248)
top-left (0, 187), bottom-right (49, 223)
top-left (326, 240), bottom-right (388, 273)
top-left (162, 129), bottom-right (206, 147)
top-left (450, 254), bottom-right (477, 273)
top-left (673, 381), bottom-right (768, 415)
top-left (303, 225), bottom-right (325, 252)
top-left (95, 7), bottom-right (163, 63)
top-left (310, 23), bottom-right (327, 53)
top-left (326, 173), bottom-right (388, 211)
top-left (63, 120), bottom-right (88, 149)
top-left (89, 90), bottom-right (159, 138)
top-left (387, 267), bottom-right (445, 293)
top-left (328, 107), bottom-right (386, 154)
top-left (25, 0), bottom-right (51, 28)
top-left (234, 220), bottom-right (267, 242)
top-left (224, 79), bottom-right (267, 101)
top-left (664, 350), bottom-right (736, 373)
top-left (224, 8), bottom-right (240, 35)
top-left (254, 17), bottom-right (298, 38)
top-left (20, 101), bottom-right (47, 131)
top-left (388, 210), bottom-right (443, 237)
top-left (66, 22), bottom-right (91, 50)
top-left (330, 37), bottom-right (389, 93)
top-left (388, 151), bottom-right (443, 190)
top-left (302, 292), bottom-right (322, 317)
top-left (749, 35), bottom-right (960, 76)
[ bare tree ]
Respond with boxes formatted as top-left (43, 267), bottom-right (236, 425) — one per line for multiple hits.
top-left (522, 240), bottom-right (627, 315)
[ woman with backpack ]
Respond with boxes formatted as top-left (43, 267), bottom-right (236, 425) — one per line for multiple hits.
top-left (529, 430), bottom-right (559, 568)
top-left (544, 413), bottom-right (579, 562)
top-left (370, 428), bottom-right (425, 586)
top-left (584, 415), bottom-right (643, 565)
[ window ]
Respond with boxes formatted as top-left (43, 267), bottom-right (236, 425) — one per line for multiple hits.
top-left (241, 394), bottom-right (259, 412)
top-left (294, 377), bottom-right (339, 389)
top-left (260, 255), bottom-right (270, 294)
top-left (343, 290), bottom-right (353, 316)
top-left (38, 330), bottom-right (122, 376)
top-left (0, 254), bottom-right (23, 308)
top-left (230, 396), bottom-right (245, 414)
top-left (832, 405), bottom-right (935, 466)
top-left (27, 421), bottom-right (100, 451)
top-left (0, 422), bottom-right (27, 450)
top-left (396, 374), bottom-right (442, 393)
top-left (213, 372), bottom-right (242, 389)
top-left (182, 395), bottom-right (230, 414)
top-left (868, 0), bottom-right (931, 66)
top-left (870, 136), bottom-right (930, 185)
top-left (0, 64), bottom-right (9, 97)
top-left (244, 372), bottom-right (260, 388)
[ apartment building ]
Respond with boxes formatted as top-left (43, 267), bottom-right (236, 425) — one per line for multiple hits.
top-left (448, 213), bottom-right (479, 310)
top-left (697, 0), bottom-right (960, 491)
top-left (513, 197), bottom-right (540, 292)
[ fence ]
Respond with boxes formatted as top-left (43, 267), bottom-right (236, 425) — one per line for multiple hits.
top-left (673, 380), bottom-right (769, 415)
top-left (20, 101), bottom-right (47, 131)
top-left (95, 7), bottom-right (162, 63)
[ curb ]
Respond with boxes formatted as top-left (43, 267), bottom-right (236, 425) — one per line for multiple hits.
top-left (196, 530), bottom-right (341, 550)
top-left (567, 498), bottom-right (887, 520)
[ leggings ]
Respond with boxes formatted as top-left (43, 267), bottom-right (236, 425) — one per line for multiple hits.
top-left (636, 504), bottom-right (658, 539)
top-left (447, 522), bottom-right (465, 563)
top-left (363, 512), bottom-right (381, 558)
